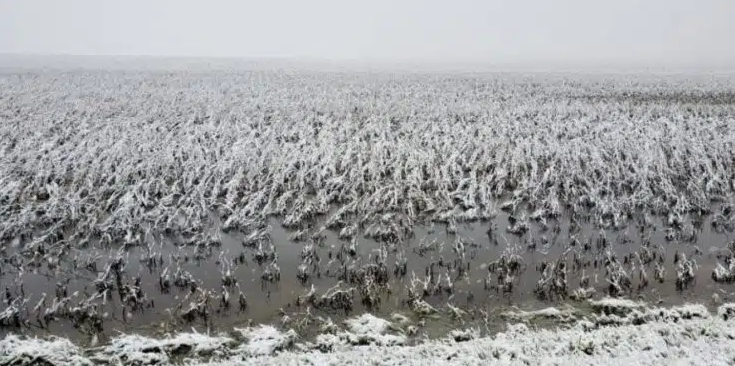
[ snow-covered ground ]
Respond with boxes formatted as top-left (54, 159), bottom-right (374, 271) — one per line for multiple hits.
top-left (207, 318), bottom-right (735, 366)
top-left (3, 301), bottom-right (735, 365)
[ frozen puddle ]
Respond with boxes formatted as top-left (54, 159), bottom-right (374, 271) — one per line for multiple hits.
top-left (3, 301), bottom-right (735, 365)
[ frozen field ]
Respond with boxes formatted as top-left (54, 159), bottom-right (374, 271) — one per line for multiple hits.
top-left (1, 64), bottom-right (735, 364)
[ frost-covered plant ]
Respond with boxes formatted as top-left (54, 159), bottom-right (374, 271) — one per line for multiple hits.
top-left (2, 71), bottom-right (735, 252)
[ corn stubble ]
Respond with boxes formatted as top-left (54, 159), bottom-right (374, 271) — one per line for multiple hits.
top-left (1, 69), bottom-right (735, 360)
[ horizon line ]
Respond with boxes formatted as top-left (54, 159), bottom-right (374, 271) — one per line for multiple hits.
top-left (2, 53), bottom-right (735, 74)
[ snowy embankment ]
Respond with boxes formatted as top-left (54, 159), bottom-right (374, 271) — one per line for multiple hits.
top-left (214, 318), bottom-right (735, 366)
top-left (3, 301), bottom-right (735, 365)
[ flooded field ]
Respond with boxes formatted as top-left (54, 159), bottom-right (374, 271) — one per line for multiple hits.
top-left (1, 67), bottom-right (735, 362)
top-left (3, 206), bottom-right (735, 346)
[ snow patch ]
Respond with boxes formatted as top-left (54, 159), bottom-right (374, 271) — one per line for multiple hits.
top-left (93, 332), bottom-right (234, 365)
top-left (0, 334), bottom-right (92, 366)
top-left (502, 306), bottom-right (577, 322)
top-left (233, 325), bottom-right (298, 356)
top-left (314, 313), bottom-right (407, 352)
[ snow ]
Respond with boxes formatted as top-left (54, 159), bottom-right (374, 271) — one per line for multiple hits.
top-left (502, 306), bottom-right (577, 321)
top-left (3, 71), bottom-right (735, 255)
top-left (314, 313), bottom-right (407, 351)
top-left (339, 313), bottom-right (406, 346)
top-left (197, 310), bottom-right (735, 366)
top-left (91, 331), bottom-right (234, 365)
top-left (233, 325), bottom-right (298, 357)
top-left (0, 334), bottom-right (92, 366)
top-left (2, 69), bottom-right (735, 365)
top-left (343, 313), bottom-right (393, 336)
top-left (3, 303), bottom-right (735, 365)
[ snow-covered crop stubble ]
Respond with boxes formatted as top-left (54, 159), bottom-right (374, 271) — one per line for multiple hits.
top-left (1, 71), bottom-right (734, 245)
top-left (2, 67), bottom-right (735, 365)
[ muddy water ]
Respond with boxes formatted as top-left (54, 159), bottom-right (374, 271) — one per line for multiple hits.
top-left (2, 208), bottom-right (735, 344)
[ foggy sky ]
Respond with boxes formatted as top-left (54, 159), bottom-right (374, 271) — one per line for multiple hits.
top-left (1, 0), bottom-right (734, 68)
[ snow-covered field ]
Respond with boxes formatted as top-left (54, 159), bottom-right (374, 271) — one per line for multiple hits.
top-left (2, 63), bottom-right (735, 364)
top-left (2, 70), bottom-right (735, 241)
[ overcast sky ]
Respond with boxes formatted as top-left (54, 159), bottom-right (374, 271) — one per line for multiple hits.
top-left (1, 0), bottom-right (734, 68)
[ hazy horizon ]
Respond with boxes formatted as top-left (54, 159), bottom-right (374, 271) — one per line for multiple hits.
top-left (2, 1), bottom-right (735, 71)
top-left (3, 54), bottom-right (735, 74)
